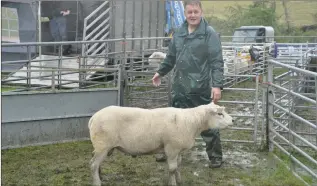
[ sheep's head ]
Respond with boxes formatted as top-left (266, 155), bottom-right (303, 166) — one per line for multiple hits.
top-left (148, 52), bottom-right (166, 63)
top-left (205, 102), bottom-right (233, 129)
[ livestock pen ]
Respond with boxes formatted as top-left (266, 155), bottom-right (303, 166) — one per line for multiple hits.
top-left (1, 37), bottom-right (317, 186)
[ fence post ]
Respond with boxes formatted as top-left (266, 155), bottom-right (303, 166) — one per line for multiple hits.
top-left (141, 40), bottom-right (145, 73)
top-left (119, 64), bottom-right (125, 107)
top-left (117, 64), bottom-right (122, 106)
top-left (233, 47), bottom-right (237, 85)
top-left (261, 74), bottom-right (267, 147)
top-left (253, 74), bottom-right (260, 145)
top-left (58, 44), bottom-right (63, 89)
top-left (122, 36), bottom-right (128, 107)
top-left (300, 44), bottom-right (303, 65)
top-left (315, 77), bottom-right (317, 146)
top-left (266, 60), bottom-right (275, 152)
top-left (51, 70), bottom-right (56, 92)
top-left (288, 69), bottom-right (296, 171)
top-left (79, 40), bottom-right (86, 89)
top-left (27, 46), bottom-right (31, 89)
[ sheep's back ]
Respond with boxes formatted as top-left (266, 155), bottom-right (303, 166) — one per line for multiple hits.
top-left (90, 106), bottom-right (180, 133)
top-left (90, 106), bottom-right (186, 150)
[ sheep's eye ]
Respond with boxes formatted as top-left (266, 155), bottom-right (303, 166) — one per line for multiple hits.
top-left (217, 113), bottom-right (223, 116)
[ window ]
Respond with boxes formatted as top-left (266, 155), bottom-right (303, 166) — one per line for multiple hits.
top-left (1, 7), bottom-right (20, 43)
top-left (232, 30), bottom-right (258, 43)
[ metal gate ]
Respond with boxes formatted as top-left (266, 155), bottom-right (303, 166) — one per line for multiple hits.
top-left (266, 59), bottom-right (317, 185)
top-left (124, 70), bottom-right (172, 108)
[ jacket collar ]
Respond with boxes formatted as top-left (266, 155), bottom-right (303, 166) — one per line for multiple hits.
top-left (178, 17), bottom-right (208, 36)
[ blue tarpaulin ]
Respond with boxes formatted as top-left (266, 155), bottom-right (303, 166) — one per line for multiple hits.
top-left (165, 1), bottom-right (185, 36)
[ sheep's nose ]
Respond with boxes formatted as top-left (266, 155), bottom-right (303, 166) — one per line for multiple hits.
top-left (232, 119), bottom-right (235, 123)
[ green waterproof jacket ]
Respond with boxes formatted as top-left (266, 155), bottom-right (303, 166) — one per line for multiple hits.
top-left (157, 18), bottom-right (224, 99)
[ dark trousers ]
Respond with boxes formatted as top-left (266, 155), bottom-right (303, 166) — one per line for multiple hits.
top-left (171, 93), bottom-right (223, 160)
top-left (49, 16), bottom-right (67, 53)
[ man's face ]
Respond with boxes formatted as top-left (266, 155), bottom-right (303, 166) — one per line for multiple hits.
top-left (184, 4), bottom-right (202, 27)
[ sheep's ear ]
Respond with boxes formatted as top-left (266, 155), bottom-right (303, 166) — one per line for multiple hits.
top-left (209, 102), bottom-right (216, 106)
top-left (207, 104), bottom-right (225, 114)
top-left (216, 107), bottom-right (225, 113)
top-left (208, 106), bottom-right (224, 114)
top-left (208, 107), bottom-right (219, 114)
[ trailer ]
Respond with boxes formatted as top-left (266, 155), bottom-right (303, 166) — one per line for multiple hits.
top-left (39, 1), bottom-right (167, 56)
top-left (110, 1), bottom-right (166, 56)
top-left (232, 26), bottom-right (275, 44)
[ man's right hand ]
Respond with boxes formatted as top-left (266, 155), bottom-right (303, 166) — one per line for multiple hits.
top-left (152, 72), bottom-right (161, 87)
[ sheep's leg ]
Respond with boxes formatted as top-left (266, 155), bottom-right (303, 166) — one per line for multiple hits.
top-left (90, 149), bottom-right (109, 186)
top-left (91, 153), bottom-right (103, 177)
top-left (175, 155), bottom-right (182, 184)
top-left (165, 146), bottom-right (180, 186)
top-left (98, 166), bottom-right (102, 178)
top-left (167, 155), bottom-right (178, 186)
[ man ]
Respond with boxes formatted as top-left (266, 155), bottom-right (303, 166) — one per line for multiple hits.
top-left (48, 2), bottom-right (71, 54)
top-left (151, 0), bottom-right (225, 168)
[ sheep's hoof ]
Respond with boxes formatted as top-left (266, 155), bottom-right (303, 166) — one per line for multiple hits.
top-left (176, 172), bottom-right (181, 184)
top-left (131, 155), bottom-right (137, 158)
top-left (168, 177), bottom-right (177, 186)
top-left (92, 180), bottom-right (102, 186)
top-left (167, 182), bottom-right (177, 186)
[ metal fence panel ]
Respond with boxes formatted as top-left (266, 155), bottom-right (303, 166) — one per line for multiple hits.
top-left (266, 59), bottom-right (317, 185)
top-left (2, 89), bottom-right (118, 123)
top-left (1, 89), bottom-right (119, 149)
top-left (2, 117), bottom-right (90, 150)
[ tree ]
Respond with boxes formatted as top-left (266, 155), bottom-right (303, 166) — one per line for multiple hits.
top-left (282, 0), bottom-right (291, 32)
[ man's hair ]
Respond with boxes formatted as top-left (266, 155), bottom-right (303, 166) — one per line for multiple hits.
top-left (183, 0), bottom-right (202, 9)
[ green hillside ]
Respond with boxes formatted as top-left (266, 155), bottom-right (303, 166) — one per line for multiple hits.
top-left (202, 1), bottom-right (317, 27)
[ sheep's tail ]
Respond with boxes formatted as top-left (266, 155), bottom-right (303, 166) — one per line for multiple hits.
top-left (88, 115), bottom-right (96, 155)
top-left (88, 115), bottom-right (95, 133)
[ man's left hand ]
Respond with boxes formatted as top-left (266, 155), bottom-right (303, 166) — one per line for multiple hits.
top-left (211, 87), bottom-right (221, 104)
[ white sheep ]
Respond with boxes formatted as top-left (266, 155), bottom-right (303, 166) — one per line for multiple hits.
top-left (234, 57), bottom-right (251, 74)
top-left (224, 54), bottom-right (251, 75)
top-left (88, 102), bottom-right (233, 186)
top-left (148, 51), bottom-right (167, 70)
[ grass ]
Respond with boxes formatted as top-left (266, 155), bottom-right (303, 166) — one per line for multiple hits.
top-left (1, 86), bottom-right (19, 92)
top-left (273, 148), bottom-right (317, 185)
top-left (1, 140), bottom-right (308, 186)
top-left (239, 157), bottom-right (312, 186)
top-left (202, 1), bottom-right (317, 27)
top-left (273, 67), bottom-right (290, 76)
